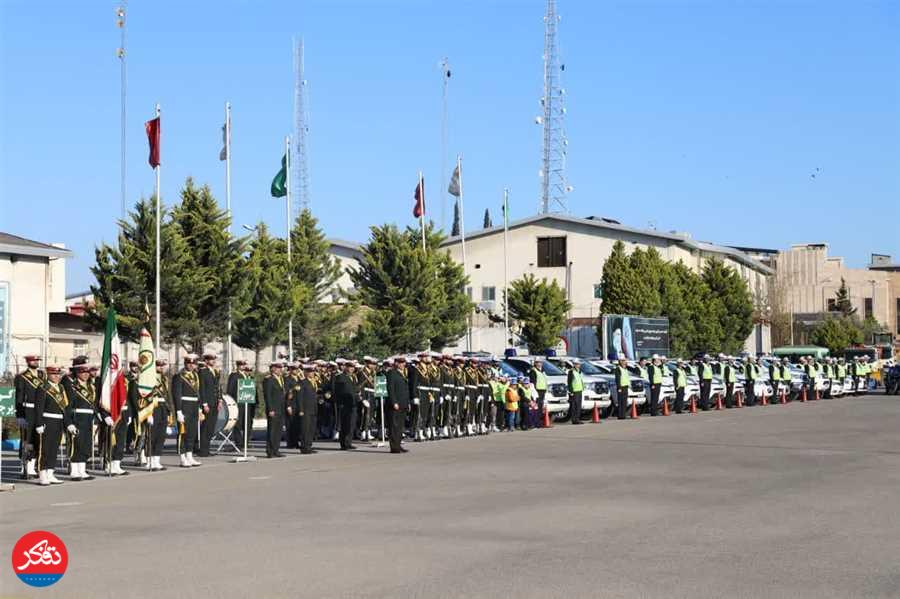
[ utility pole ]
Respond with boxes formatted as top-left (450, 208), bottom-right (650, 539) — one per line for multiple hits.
top-left (440, 58), bottom-right (451, 231)
top-left (293, 38), bottom-right (311, 214)
top-left (116, 3), bottom-right (127, 219)
top-left (538, 0), bottom-right (572, 214)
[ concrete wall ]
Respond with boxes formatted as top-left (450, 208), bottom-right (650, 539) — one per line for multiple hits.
top-left (0, 254), bottom-right (50, 373)
top-left (776, 244), bottom-right (891, 325)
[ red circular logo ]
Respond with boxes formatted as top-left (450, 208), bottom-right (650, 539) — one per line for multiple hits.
top-left (11, 531), bottom-right (68, 588)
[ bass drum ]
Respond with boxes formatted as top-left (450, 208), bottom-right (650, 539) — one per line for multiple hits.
top-left (215, 395), bottom-right (239, 435)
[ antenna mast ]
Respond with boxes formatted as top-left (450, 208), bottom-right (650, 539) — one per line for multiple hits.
top-left (293, 38), bottom-right (311, 214)
top-left (538, 0), bottom-right (571, 214)
top-left (117, 2), bottom-right (127, 219)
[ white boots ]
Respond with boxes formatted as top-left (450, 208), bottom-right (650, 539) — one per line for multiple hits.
top-left (38, 469), bottom-right (63, 485)
top-left (188, 452), bottom-right (201, 466)
top-left (70, 462), bottom-right (94, 480)
top-left (466, 423), bottom-right (474, 436)
top-left (441, 426), bottom-right (449, 438)
top-left (149, 456), bottom-right (165, 471)
top-left (106, 460), bottom-right (128, 476)
top-left (25, 458), bottom-right (37, 478)
top-left (180, 453), bottom-right (190, 468)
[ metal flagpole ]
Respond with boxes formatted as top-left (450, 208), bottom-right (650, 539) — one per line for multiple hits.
top-left (457, 155), bottom-right (470, 351)
top-left (503, 188), bottom-right (509, 348)
top-left (418, 171), bottom-right (426, 252)
top-left (285, 136), bottom-right (294, 362)
top-left (155, 103), bottom-right (161, 353)
top-left (225, 102), bottom-right (232, 376)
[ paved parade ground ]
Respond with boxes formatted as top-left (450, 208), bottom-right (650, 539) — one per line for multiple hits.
top-left (2, 393), bottom-right (900, 598)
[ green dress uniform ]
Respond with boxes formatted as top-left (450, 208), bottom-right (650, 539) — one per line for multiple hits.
top-left (172, 369), bottom-right (201, 458)
top-left (14, 366), bottom-right (44, 478)
top-left (34, 380), bottom-right (71, 478)
top-left (263, 372), bottom-right (286, 457)
top-left (297, 374), bottom-right (318, 453)
top-left (197, 364), bottom-right (222, 457)
top-left (386, 365), bottom-right (410, 453)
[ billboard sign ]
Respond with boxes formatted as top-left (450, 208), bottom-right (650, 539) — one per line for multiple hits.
top-left (603, 315), bottom-right (669, 360)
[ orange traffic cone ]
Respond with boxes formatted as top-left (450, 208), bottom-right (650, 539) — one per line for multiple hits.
top-left (715, 394), bottom-right (724, 410)
top-left (779, 389), bottom-right (787, 404)
top-left (689, 396), bottom-right (697, 414)
top-left (662, 397), bottom-right (670, 416)
top-left (735, 391), bottom-right (743, 408)
top-left (591, 404), bottom-right (601, 423)
top-left (543, 405), bottom-right (552, 428)
top-left (630, 399), bottom-right (639, 419)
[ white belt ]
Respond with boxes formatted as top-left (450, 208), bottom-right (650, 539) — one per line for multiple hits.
top-left (465, 385), bottom-right (477, 389)
top-left (181, 396), bottom-right (198, 402)
top-left (75, 408), bottom-right (94, 414)
top-left (364, 387), bottom-right (375, 393)
top-left (442, 384), bottom-right (455, 388)
top-left (42, 413), bottom-right (63, 420)
top-left (24, 402), bottom-right (35, 408)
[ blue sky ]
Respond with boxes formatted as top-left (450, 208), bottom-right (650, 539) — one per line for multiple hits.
top-left (2, 0), bottom-right (898, 294)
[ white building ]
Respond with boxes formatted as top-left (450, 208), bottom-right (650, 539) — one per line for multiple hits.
top-left (0, 232), bottom-right (72, 375)
top-left (440, 214), bottom-right (773, 356)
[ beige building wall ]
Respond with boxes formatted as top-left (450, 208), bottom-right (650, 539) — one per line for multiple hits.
top-left (0, 254), bottom-right (51, 372)
top-left (775, 244), bottom-right (891, 325)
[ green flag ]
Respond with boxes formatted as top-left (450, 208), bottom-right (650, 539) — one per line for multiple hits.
top-left (271, 153), bottom-right (287, 197)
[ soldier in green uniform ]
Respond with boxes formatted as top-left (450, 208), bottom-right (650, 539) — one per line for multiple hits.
top-left (14, 355), bottom-right (44, 479)
top-left (357, 357), bottom-right (377, 441)
top-left (298, 363), bottom-right (319, 454)
top-left (67, 364), bottom-right (98, 480)
top-left (172, 354), bottom-right (202, 467)
top-left (228, 360), bottom-right (255, 451)
top-left (145, 359), bottom-right (172, 471)
top-left (34, 365), bottom-right (71, 486)
top-left (263, 361), bottom-right (286, 458)
top-left (386, 356), bottom-right (410, 453)
top-left (283, 362), bottom-right (301, 450)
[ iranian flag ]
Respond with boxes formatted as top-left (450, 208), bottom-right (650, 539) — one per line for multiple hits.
top-left (100, 308), bottom-right (128, 421)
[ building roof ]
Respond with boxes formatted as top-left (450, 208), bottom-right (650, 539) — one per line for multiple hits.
top-left (328, 238), bottom-right (362, 252)
top-left (0, 232), bottom-right (72, 259)
top-left (440, 213), bottom-right (773, 275)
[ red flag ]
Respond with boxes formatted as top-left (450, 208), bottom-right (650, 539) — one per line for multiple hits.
top-left (413, 177), bottom-right (425, 218)
top-left (145, 116), bottom-right (160, 168)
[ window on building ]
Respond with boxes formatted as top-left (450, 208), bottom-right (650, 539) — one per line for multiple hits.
top-left (481, 286), bottom-right (496, 302)
top-left (593, 284), bottom-right (602, 299)
top-left (864, 297), bottom-right (873, 319)
top-left (826, 298), bottom-right (837, 312)
top-left (465, 287), bottom-right (472, 300)
top-left (73, 340), bottom-right (87, 357)
top-left (537, 236), bottom-right (567, 267)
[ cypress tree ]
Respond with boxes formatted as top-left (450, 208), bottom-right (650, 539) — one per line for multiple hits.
top-left (451, 201), bottom-right (461, 237)
top-left (702, 257), bottom-right (754, 354)
top-left (483, 208), bottom-right (492, 229)
top-left (506, 274), bottom-right (571, 353)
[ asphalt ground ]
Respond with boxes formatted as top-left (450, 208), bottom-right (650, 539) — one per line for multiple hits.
top-left (2, 391), bottom-right (899, 598)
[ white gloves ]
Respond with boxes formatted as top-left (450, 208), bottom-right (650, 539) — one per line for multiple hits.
top-left (104, 416), bottom-right (114, 426)
top-left (176, 411), bottom-right (185, 423)
top-left (126, 417), bottom-right (132, 425)
top-left (362, 400), bottom-right (370, 408)
top-left (147, 416), bottom-right (154, 426)
top-left (445, 396), bottom-right (451, 404)
top-left (413, 397), bottom-right (420, 405)
top-left (166, 426), bottom-right (174, 436)
top-left (36, 425), bottom-right (45, 434)
top-left (67, 424), bottom-right (77, 434)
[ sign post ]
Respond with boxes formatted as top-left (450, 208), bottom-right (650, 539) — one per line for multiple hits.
top-left (0, 386), bottom-right (15, 491)
top-left (233, 379), bottom-right (257, 463)
top-left (373, 375), bottom-right (387, 448)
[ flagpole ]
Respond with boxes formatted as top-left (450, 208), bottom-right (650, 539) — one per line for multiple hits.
top-left (503, 188), bottom-right (509, 349)
top-left (225, 102), bottom-right (232, 376)
top-left (419, 171), bottom-right (426, 252)
top-left (154, 103), bottom-right (161, 354)
top-left (457, 155), bottom-right (470, 352)
top-left (285, 135), bottom-right (294, 363)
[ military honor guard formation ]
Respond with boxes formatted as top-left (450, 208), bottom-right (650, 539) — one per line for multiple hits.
top-left (12, 347), bottom-right (879, 486)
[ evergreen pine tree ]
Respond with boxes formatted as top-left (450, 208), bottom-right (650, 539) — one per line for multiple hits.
top-left (599, 241), bottom-right (642, 315)
top-left (506, 274), bottom-right (571, 353)
top-left (483, 208), bottom-right (492, 229)
top-left (89, 196), bottom-right (203, 345)
top-left (451, 201), bottom-right (461, 237)
top-left (628, 247), bottom-right (664, 316)
top-left (701, 258), bottom-right (754, 354)
top-left (171, 178), bottom-right (247, 351)
top-left (233, 223), bottom-right (302, 372)
top-left (833, 278), bottom-right (856, 316)
top-left (288, 209), bottom-right (354, 357)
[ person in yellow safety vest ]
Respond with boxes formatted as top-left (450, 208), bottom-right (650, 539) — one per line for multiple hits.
top-left (699, 355), bottom-right (714, 411)
top-left (722, 354), bottom-right (737, 408)
top-left (780, 357), bottom-right (793, 400)
top-left (673, 359), bottom-right (687, 413)
top-left (529, 359), bottom-right (548, 427)
top-left (615, 357), bottom-right (631, 420)
top-left (804, 356), bottom-right (818, 399)
top-left (743, 356), bottom-right (759, 406)
top-left (822, 358), bottom-right (835, 399)
top-left (567, 360), bottom-right (584, 424)
top-left (768, 357), bottom-right (781, 401)
top-left (648, 354), bottom-right (664, 416)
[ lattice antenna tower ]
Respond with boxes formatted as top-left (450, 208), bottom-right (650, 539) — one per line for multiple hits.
top-left (293, 38), bottom-right (311, 214)
top-left (538, 0), bottom-right (572, 214)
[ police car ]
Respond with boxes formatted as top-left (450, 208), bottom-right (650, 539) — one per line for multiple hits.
top-left (545, 356), bottom-right (614, 418)
top-left (500, 355), bottom-right (570, 419)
